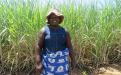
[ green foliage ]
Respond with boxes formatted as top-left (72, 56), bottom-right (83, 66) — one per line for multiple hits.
top-left (0, 0), bottom-right (121, 74)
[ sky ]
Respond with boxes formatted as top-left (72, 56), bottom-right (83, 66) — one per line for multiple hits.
top-left (0, 0), bottom-right (116, 9)
top-left (38, 0), bottom-right (116, 9)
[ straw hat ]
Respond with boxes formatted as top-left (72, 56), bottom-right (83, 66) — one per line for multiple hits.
top-left (46, 9), bottom-right (64, 24)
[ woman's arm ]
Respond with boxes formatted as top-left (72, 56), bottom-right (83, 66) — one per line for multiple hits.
top-left (35, 28), bottom-right (44, 75)
top-left (66, 31), bottom-right (76, 69)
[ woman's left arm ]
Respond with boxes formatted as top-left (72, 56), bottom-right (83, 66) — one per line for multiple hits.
top-left (66, 31), bottom-right (76, 69)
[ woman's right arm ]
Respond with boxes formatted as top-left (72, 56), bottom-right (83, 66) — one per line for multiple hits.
top-left (35, 28), bottom-right (45, 75)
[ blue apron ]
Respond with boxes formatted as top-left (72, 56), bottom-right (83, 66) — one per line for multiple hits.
top-left (41, 48), bottom-right (69, 75)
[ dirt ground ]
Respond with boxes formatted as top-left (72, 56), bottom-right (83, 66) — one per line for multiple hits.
top-left (93, 64), bottom-right (121, 75)
top-left (1, 64), bottom-right (121, 75)
top-left (97, 68), bottom-right (121, 75)
top-left (70, 64), bottom-right (121, 75)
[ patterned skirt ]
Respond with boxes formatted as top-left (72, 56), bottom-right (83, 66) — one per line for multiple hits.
top-left (41, 48), bottom-right (69, 75)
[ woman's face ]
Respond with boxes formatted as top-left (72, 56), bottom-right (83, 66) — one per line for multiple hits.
top-left (48, 14), bottom-right (60, 26)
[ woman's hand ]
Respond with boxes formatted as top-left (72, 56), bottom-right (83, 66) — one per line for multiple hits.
top-left (35, 63), bottom-right (43, 75)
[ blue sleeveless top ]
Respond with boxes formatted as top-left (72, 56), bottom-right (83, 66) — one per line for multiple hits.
top-left (43, 25), bottom-right (67, 51)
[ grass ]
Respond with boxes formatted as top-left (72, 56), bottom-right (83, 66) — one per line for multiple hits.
top-left (0, 0), bottom-right (121, 74)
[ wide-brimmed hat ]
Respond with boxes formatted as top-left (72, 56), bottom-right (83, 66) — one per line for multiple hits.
top-left (46, 9), bottom-right (64, 24)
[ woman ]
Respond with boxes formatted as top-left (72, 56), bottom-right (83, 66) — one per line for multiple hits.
top-left (35, 9), bottom-right (75, 75)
